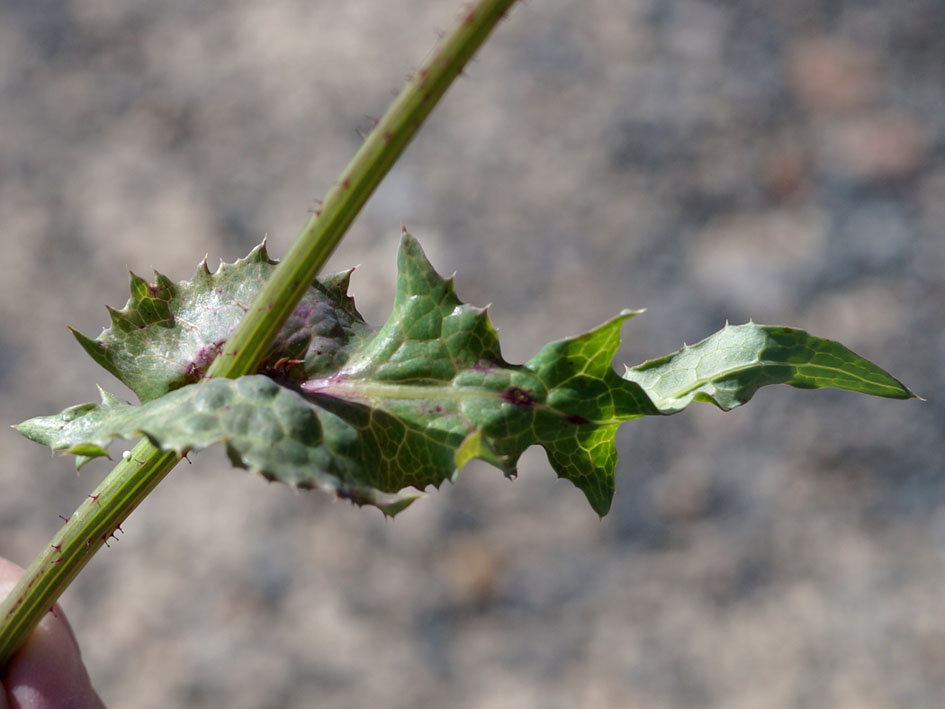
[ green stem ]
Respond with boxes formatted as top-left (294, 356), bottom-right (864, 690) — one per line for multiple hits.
top-left (208, 0), bottom-right (517, 378)
top-left (0, 0), bottom-right (517, 668)
top-left (0, 442), bottom-right (178, 665)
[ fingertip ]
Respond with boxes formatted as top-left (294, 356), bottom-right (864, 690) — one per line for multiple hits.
top-left (4, 615), bottom-right (103, 708)
top-left (0, 559), bottom-right (103, 709)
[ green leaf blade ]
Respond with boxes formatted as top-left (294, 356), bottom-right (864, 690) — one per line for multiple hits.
top-left (624, 322), bottom-right (915, 414)
top-left (15, 377), bottom-right (419, 517)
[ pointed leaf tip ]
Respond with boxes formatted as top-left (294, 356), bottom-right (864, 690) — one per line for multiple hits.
top-left (70, 327), bottom-right (104, 354)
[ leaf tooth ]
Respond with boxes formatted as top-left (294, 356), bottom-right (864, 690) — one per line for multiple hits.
top-left (75, 455), bottom-right (96, 471)
top-left (396, 230), bottom-right (457, 303)
top-left (153, 270), bottom-right (176, 295)
top-left (445, 273), bottom-right (458, 294)
top-left (105, 305), bottom-right (136, 332)
top-left (245, 239), bottom-right (278, 266)
top-left (67, 443), bottom-right (110, 459)
top-left (476, 302), bottom-right (498, 330)
top-left (475, 304), bottom-right (503, 340)
top-left (69, 326), bottom-right (107, 356)
top-left (96, 387), bottom-right (125, 408)
top-left (318, 268), bottom-right (355, 299)
top-left (376, 494), bottom-right (418, 518)
top-left (192, 255), bottom-right (212, 283)
top-left (128, 271), bottom-right (150, 302)
top-left (249, 241), bottom-right (268, 264)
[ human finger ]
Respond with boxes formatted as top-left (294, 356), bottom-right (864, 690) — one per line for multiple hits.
top-left (0, 558), bottom-right (103, 709)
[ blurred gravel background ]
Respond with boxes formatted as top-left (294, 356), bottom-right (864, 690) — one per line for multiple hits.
top-left (1, 1), bottom-right (943, 706)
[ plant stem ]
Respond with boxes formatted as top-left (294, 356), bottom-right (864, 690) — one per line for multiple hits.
top-left (0, 0), bottom-right (517, 668)
top-left (0, 443), bottom-right (177, 666)
top-left (208, 0), bottom-right (517, 378)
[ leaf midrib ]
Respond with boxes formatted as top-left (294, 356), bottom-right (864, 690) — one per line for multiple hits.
top-left (629, 357), bottom-right (904, 405)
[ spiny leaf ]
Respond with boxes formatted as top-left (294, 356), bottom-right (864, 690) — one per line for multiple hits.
top-left (14, 378), bottom-right (416, 516)
top-left (624, 323), bottom-right (916, 414)
top-left (71, 242), bottom-right (371, 403)
top-left (16, 234), bottom-right (915, 516)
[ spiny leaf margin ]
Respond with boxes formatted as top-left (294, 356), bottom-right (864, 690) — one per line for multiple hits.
top-left (624, 322), bottom-right (916, 413)
top-left (70, 242), bottom-right (371, 403)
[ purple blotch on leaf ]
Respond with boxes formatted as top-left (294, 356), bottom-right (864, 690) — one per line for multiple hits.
top-left (185, 340), bottom-right (226, 381)
top-left (501, 387), bottom-right (533, 407)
